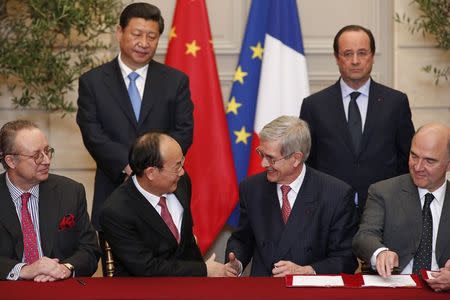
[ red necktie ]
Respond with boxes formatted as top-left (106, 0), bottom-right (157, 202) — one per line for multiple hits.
top-left (158, 196), bottom-right (180, 243)
top-left (281, 185), bottom-right (292, 224)
top-left (21, 193), bottom-right (39, 264)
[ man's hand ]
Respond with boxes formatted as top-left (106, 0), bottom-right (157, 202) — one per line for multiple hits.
top-left (272, 260), bottom-right (315, 277)
top-left (225, 252), bottom-right (241, 277)
top-left (205, 253), bottom-right (226, 277)
top-left (123, 164), bottom-right (132, 181)
top-left (426, 259), bottom-right (450, 292)
top-left (376, 250), bottom-right (399, 278)
top-left (19, 257), bottom-right (72, 281)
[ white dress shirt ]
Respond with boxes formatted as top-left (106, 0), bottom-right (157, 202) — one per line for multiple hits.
top-left (340, 78), bottom-right (370, 130)
top-left (118, 53), bottom-right (148, 100)
top-left (276, 165), bottom-right (306, 209)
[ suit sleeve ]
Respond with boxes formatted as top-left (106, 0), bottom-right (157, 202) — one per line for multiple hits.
top-left (76, 75), bottom-right (130, 182)
top-left (100, 204), bottom-right (206, 277)
top-left (352, 184), bottom-right (387, 264)
top-left (299, 99), bottom-right (317, 168)
top-left (311, 187), bottom-right (359, 274)
top-left (225, 182), bottom-right (255, 269)
top-left (395, 94), bottom-right (414, 174)
top-left (62, 183), bottom-right (101, 276)
top-left (168, 74), bottom-right (194, 155)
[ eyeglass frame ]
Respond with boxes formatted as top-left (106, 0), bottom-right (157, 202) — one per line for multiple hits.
top-left (338, 49), bottom-right (372, 60)
top-left (255, 147), bottom-right (294, 166)
top-left (158, 156), bottom-right (185, 174)
top-left (6, 146), bottom-right (55, 165)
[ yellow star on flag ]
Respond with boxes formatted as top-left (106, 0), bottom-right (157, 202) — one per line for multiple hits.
top-left (250, 42), bottom-right (264, 60)
top-left (234, 126), bottom-right (252, 144)
top-left (226, 97), bottom-right (242, 115)
top-left (169, 26), bottom-right (177, 42)
top-left (233, 66), bottom-right (248, 84)
top-left (185, 40), bottom-right (201, 57)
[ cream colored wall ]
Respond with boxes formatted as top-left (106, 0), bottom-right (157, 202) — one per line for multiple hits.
top-left (0, 0), bottom-right (448, 274)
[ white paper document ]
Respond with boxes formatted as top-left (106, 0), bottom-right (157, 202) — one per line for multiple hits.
top-left (292, 275), bottom-right (344, 287)
top-left (362, 275), bottom-right (416, 287)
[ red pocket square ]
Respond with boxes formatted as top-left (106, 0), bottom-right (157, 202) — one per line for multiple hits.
top-left (59, 214), bottom-right (75, 230)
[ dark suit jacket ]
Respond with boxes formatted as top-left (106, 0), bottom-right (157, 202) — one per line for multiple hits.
top-left (0, 173), bottom-right (100, 279)
top-left (76, 58), bottom-right (194, 228)
top-left (353, 174), bottom-right (450, 271)
top-left (99, 174), bottom-right (206, 277)
top-left (225, 167), bottom-right (358, 276)
top-left (300, 79), bottom-right (414, 210)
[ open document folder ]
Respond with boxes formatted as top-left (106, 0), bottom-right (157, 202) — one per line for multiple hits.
top-left (286, 274), bottom-right (422, 288)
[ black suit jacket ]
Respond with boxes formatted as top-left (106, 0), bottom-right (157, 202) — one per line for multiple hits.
top-left (226, 167), bottom-right (358, 276)
top-left (76, 58), bottom-right (194, 228)
top-left (353, 175), bottom-right (450, 270)
top-left (0, 173), bottom-right (100, 279)
top-left (300, 79), bottom-right (414, 209)
top-left (99, 175), bottom-right (206, 277)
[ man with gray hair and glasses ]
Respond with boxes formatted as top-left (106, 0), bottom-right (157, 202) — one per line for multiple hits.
top-left (225, 116), bottom-right (358, 277)
top-left (0, 120), bottom-right (99, 281)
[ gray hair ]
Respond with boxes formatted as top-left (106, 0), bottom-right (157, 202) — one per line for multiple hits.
top-left (259, 116), bottom-right (311, 163)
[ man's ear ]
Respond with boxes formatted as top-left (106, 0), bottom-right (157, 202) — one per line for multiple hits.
top-left (144, 166), bottom-right (157, 181)
top-left (4, 155), bottom-right (17, 170)
top-left (292, 152), bottom-right (304, 168)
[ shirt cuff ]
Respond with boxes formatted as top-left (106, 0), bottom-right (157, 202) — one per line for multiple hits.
top-left (7, 263), bottom-right (26, 280)
top-left (371, 247), bottom-right (389, 270)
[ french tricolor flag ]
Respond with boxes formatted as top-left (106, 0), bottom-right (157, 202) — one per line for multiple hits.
top-left (226, 0), bottom-right (309, 226)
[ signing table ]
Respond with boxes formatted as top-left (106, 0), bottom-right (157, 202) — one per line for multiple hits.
top-left (0, 276), bottom-right (448, 300)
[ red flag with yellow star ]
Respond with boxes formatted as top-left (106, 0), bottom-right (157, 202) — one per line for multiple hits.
top-left (165, 0), bottom-right (238, 254)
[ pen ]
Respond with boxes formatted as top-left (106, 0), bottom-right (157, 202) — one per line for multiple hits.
top-left (76, 278), bottom-right (86, 286)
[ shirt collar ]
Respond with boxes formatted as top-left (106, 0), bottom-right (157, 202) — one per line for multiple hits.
top-left (118, 53), bottom-right (149, 79)
top-left (277, 164), bottom-right (306, 194)
top-left (418, 180), bottom-right (447, 205)
top-left (132, 175), bottom-right (170, 209)
top-left (5, 172), bottom-right (39, 203)
top-left (340, 77), bottom-right (371, 98)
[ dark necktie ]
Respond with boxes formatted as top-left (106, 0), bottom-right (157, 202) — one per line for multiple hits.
top-left (128, 72), bottom-right (141, 121)
top-left (281, 185), bottom-right (291, 224)
top-left (412, 193), bottom-right (434, 273)
top-left (348, 91), bottom-right (362, 152)
top-left (21, 193), bottom-right (39, 264)
top-left (158, 196), bottom-right (180, 243)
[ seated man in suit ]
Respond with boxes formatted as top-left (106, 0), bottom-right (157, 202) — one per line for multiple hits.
top-left (353, 123), bottom-right (450, 292)
top-left (225, 116), bottom-right (358, 277)
top-left (0, 120), bottom-right (100, 281)
top-left (100, 132), bottom-right (225, 277)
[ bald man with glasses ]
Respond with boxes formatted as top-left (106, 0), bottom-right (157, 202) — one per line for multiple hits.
top-left (0, 120), bottom-right (100, 281)
top-left (100, 132), bottom-right (226, 277)
top-left (225, 116), bottom-right (358, 277)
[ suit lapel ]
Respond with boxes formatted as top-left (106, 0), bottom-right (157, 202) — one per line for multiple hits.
top-left (103, 58), bottom-right (138, 128)
top-left (329, 81), bottom-right (355, 155)
top-left (273, 168), bottom-right (318, 262)
top-left (399, 176), bottom-right (422, 255)
top-left (358, 79), bottom-right (382, 156)
top-left (127, 180), bottom-right (178, 245)
top-left (139, 60), bottom-right (161, 126)
top-left (0, 174), bottom-right (23, 259)
top-left (38, 179), bottom-right (60, 256)
top-left (436, 181), bottom-right (450, 265)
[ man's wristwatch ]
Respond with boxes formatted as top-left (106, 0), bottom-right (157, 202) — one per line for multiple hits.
top-left (63, 263), bottom-right (75, 277)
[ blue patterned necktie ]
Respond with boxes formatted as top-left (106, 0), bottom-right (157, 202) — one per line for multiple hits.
top-left (128, 72), bottom-right (141, 121)
top-left (412, 193), bottom-right (434, 274)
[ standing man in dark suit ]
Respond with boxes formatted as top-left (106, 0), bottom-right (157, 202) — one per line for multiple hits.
top-left (225, 116), bottom-right (358, 277)
top-left (353, 123), bottom-right (450, 292)
top-left (100, 132), bottom-right (225, 277)
top-left (300, 25), bottom-right (414, 211)
top-left (76, 2), bottom-right (194, 230)
top-left (0, 120), bottom-right (100, 281)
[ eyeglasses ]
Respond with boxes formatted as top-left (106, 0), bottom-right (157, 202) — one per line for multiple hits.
top-left (255, 147), bottom-right (293, 166)
top-left (159, 156), bottom-right (185, 174)
top-left (7, 146), bottom-right (54, 164)
top-left (338, 50), bottom-right (371, 60)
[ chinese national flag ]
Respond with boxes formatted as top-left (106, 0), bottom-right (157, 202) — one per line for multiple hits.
top-left (165, 0), bottom-right (238, 254)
